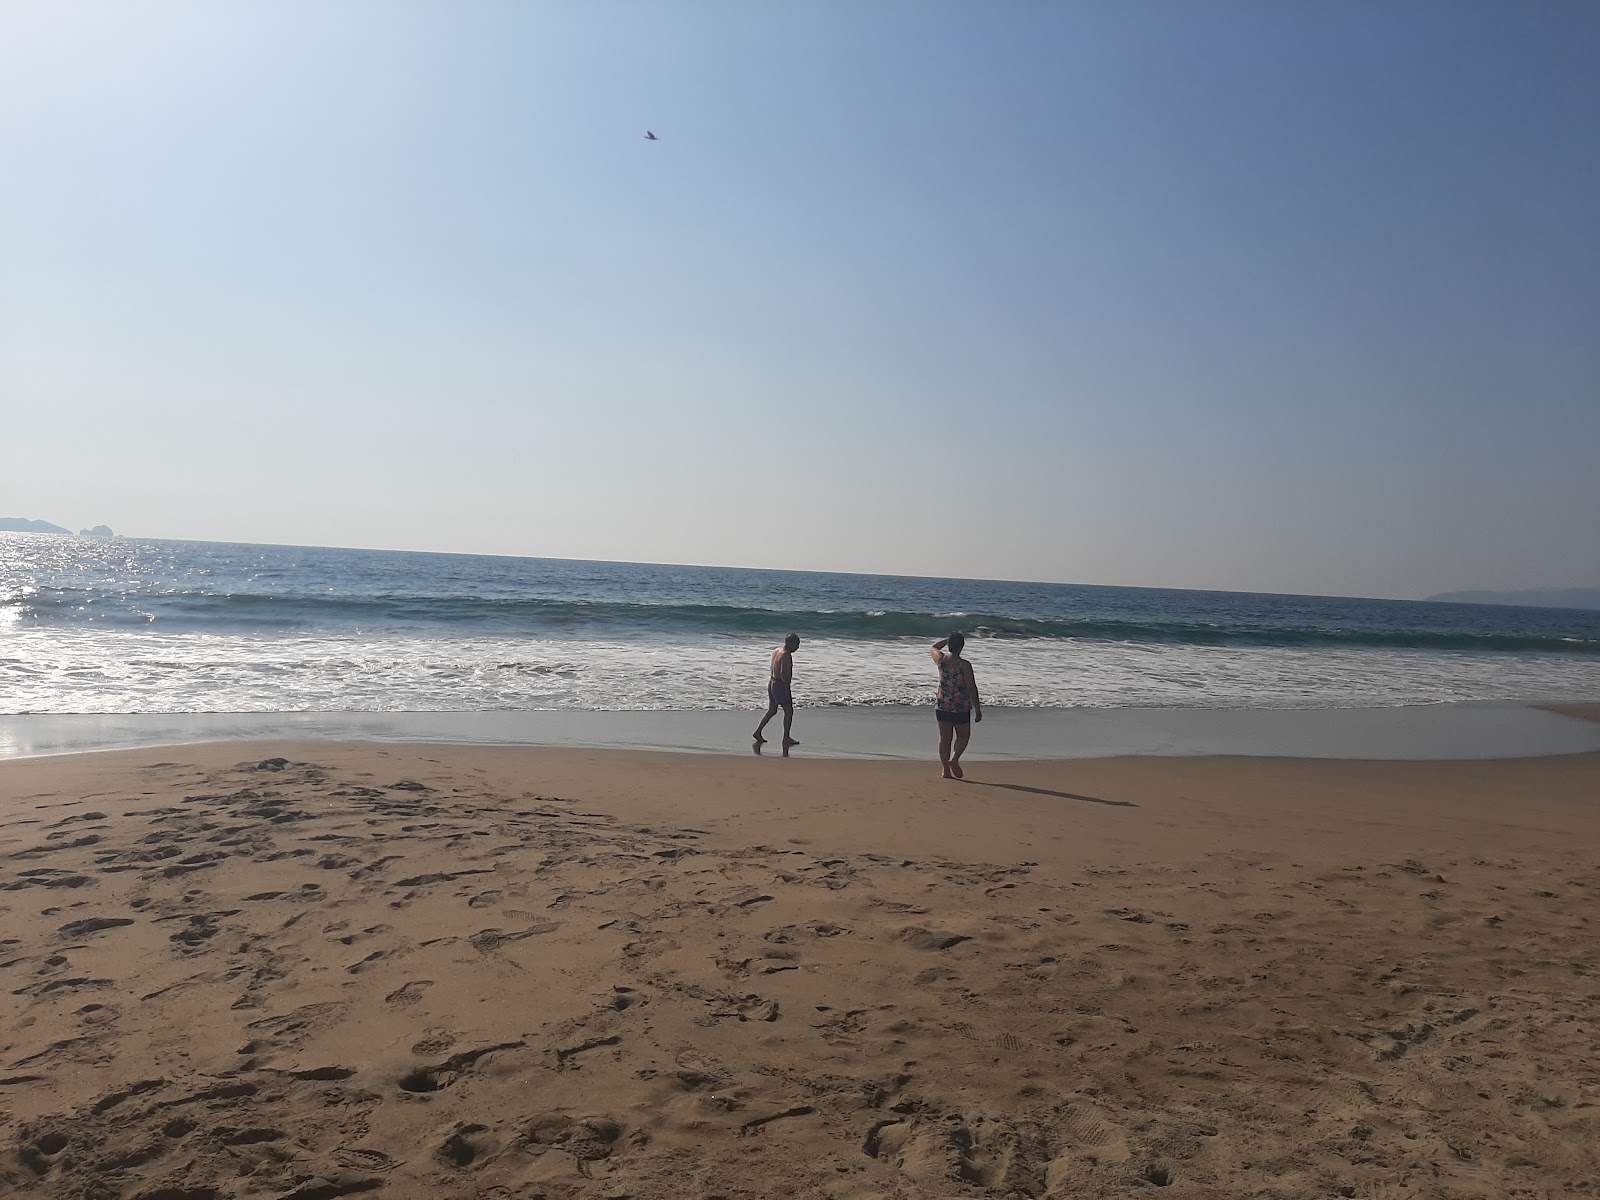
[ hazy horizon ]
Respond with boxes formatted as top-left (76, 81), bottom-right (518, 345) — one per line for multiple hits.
top-left (4, 2), bottom-right (1597, 601)
top-left (6, 522), bottom-right (1599, 605)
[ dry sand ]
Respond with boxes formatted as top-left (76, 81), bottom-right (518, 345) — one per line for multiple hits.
top-left (2, 741), bottom-right (1597, 1200)
top-left (1542, 702), bottom-right (1600, 726)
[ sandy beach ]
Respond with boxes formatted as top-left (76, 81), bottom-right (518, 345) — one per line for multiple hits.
top-left (3, 737), bottom-right (1598, 1199)
top-left (10, 1), bottom-right (1599, 1195)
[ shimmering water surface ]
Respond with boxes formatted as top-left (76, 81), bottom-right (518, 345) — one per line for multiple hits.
top-left (3, 534), bottom-right (1597, 713)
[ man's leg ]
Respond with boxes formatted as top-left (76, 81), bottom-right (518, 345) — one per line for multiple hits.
top-left (939, 721), bottom-right (955, 778)
top-left (781, 703), bottom-right (797, 745)
top-left (754, 703), bottom-right (778, 740)
top-left (951, 724), bottom-right (972, 778)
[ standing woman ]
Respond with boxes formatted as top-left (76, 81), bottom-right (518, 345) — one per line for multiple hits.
top-left (931, 633), bottom-right (981, 779)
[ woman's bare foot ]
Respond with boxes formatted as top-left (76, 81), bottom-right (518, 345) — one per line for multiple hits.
top-left (942, 767), bottom-right (955, 779)
top-left (950, 761), bottom-right (964, 779)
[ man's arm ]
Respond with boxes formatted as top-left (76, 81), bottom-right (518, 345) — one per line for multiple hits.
top-left (780, 652), bottom-right (793, 685)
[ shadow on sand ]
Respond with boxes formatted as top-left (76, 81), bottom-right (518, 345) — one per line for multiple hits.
top-left (961, 780), bottom-right (1136, 807)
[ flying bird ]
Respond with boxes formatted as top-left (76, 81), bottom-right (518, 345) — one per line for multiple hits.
top-left (644, 130), bottom-right (659, 140)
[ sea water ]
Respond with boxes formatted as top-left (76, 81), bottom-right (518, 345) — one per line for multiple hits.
top-left (2, 535), bottom-right (1597, 715)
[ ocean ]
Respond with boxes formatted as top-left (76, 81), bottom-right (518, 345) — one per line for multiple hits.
top-left (2, 534), bottom-right (1597, 715)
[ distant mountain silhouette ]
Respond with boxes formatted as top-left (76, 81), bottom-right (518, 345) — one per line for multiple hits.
top-left (0, 517), bottom-right (116, 537)
top-left (1427, 588), bottom-right (1600, 612)
top-left (0, 517), bottom-right (73, 535)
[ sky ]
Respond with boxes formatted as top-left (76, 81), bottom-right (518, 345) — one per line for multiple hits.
top-left (2, 0), bottom-right (1596, 600)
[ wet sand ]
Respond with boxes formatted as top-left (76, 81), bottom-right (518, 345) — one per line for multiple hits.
top-left (2, 742), bottom-right (1598, 1199)
top-left (6, 701), bottom-right (1600, 762)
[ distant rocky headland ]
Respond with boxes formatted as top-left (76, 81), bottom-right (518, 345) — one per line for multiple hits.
top-left (1427, 587), bottom-right (1600, 612)
top-left (0, 517), bottom-right (116, 538)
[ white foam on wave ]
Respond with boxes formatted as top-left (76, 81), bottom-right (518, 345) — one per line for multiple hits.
top-left (2, 628), bottom-right (1597, 714)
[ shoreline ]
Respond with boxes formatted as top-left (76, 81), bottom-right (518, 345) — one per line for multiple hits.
top-left (2, 699), bottom-right (1600, 763)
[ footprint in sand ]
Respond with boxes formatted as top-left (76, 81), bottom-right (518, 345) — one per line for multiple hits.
top-left (1, 868), bottom-right (95, 892)
top-left (334, 1146), bottom-right (399, 1171)
top-left (895, 926), bottom-right (971, 951)
top-left (864, 1119), bottom-right (971, 1186)
top-left (411, 1029), bottom-right (457, 1057)
top-left (525, 1114), bottom-right (626, 1161)
top-left (347, 945), bottom-right (410, 974)
top-left (244, 1000), bottom-right (352, 1048)
top-left (947, 1022), bottom-right (1026, 1053)
top-left (57, 916), bottom-right (134, 938)
top-left (168, 913), bottom-right (225, 949)
top-left (733, 996), bottom-right (781, 1022)
top-left (385, 980), bottom-right (433, 1008)
top-left (436, 1123), bottom-right (502, 1168)
top-left (1048, 1103), bottom-right (1129, 1173)
top-left (75, 1002), bottom-right (119, 1027)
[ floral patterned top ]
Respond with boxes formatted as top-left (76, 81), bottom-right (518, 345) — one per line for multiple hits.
top-left (936, 653), bottom-right (971, 713)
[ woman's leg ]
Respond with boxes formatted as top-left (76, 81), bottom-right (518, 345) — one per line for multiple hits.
top-left (951, 723), bottom-right (972, 777)
top-left (938, 720), bottom-right (955, 778)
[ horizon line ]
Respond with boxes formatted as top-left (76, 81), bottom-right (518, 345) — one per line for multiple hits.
top-left (9, 527), bottom-right (1592, 607)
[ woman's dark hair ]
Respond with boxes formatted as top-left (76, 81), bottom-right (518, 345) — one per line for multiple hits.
top-left (948, 631), bottom-right (965, 654)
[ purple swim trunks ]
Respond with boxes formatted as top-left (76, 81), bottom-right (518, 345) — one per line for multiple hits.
top-left (768, 681), bottom-right (793, 709)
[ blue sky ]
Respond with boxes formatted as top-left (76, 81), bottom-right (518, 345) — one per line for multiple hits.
top-left (2, 0), bottom-right (1596, 598)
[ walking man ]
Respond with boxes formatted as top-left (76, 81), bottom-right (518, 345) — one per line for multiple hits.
top-left (754, 634), bottom-right (801, 746)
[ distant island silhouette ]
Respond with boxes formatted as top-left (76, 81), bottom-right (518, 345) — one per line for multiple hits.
top-left (0, 517), bottom-right (116, 537)
top-left (1428, 588), bottom-right (1600, 612)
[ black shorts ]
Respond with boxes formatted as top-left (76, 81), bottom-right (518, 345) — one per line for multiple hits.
top-left (935, 709), bottom-right (971, 726)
